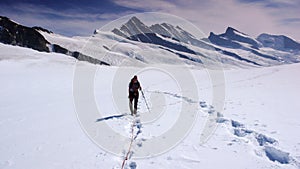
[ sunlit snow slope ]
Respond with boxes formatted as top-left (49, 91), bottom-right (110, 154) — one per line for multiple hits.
top-left (0, 43), bottom-right (300, 169)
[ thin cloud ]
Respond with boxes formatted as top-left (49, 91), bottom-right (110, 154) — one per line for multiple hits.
top-left (2, 3), bottom-right (133, 21)
top-left (1, 0), bottom-right (299, 41)
top-left (282, 18), bottom-right (300, 24)
top-left (0, 3), bottom-right (137, 36)
top-left (113, 0), bottom-right (177, 11)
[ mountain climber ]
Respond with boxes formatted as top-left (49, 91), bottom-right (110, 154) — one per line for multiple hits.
top-left (128, 75), bottom-right (141, 115)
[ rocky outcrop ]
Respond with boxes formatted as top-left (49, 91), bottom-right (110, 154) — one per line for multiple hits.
top-left (0, 16), bottom-right (49, 52)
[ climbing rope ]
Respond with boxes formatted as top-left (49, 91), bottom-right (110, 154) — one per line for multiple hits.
top-left (121, 116), bottom-right (136, 169)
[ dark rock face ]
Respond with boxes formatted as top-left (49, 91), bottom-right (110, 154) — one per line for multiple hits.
top-left (223, 27), bottom-right (260, 48)
top-left (32, 26), bottom-right (53, 34)
top-left (52, 44), bottom-right (109, 66)
top-left (73, 51), bottom-right (109, 65)
top-left (52, 44), bottom-right (109, 65)
top-left (0, 16), bottom-right (49, 52)
top-left (0, 16), bottom-right (109, 66)
top-left (257, 33), bottom-right (300, 52)
top-left (208, 27), bottom-right (259, 49)
top-left (208, 32), bottom-right (243, 49)
top-left (52, 44), bottom-right (69, 54)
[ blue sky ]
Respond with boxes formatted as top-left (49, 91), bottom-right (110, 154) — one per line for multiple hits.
top-left (1, 0), bottom-right (299, 40)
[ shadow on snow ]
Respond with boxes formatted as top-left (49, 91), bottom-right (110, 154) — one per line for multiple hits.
top-left (95, 114), bottom-right (126, 122)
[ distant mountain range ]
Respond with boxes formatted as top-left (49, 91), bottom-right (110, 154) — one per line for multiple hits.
top-left (110, 16), bottom-right (300, 67)
top-left (1, 15), bottom-right (299, 68)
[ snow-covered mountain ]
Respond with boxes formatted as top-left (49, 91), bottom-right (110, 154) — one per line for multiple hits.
top-left (0, 16), bottom-right (109, 65)
top-left (112, 16), bottom-right (203, 47)
top-left (1, 16), bottom-right (300, 68)
top-left (208, 27), bottom-right (300, 64)
top-left (257, 33), bottom-right (300, 52)
top-left (95, 17), bottom-right (300, 67)
top-left (208, 27), bottom-right (260, 49)
top-left (111, 16), bottom-right (197, 57)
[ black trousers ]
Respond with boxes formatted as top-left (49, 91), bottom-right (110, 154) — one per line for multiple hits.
top-left (129, 91), bottom-right (139, 109)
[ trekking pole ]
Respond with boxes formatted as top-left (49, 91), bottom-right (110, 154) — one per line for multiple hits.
top-left (141, 90), bottom-right (151, 113)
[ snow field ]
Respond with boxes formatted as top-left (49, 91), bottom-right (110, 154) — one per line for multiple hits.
top-left (0, 44), bottom-right (300, 168)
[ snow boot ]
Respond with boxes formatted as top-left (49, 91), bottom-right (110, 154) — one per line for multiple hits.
top-left (129, 101), bottom-right (134, 115)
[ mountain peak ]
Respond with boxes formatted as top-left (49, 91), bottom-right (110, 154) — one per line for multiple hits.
top-left (209, 27), bottom-right (260, 49)
top-left (118, 16), bottom-right (152, 38)
top-left (225, 27), bottom-right (248, 37)
top-left (128, 16), bottom-right (142, 23)
top-left (126, 16), bottom-right (148, 28)
top-left (226, 26), bottom-right (237, 32)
